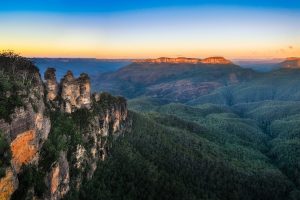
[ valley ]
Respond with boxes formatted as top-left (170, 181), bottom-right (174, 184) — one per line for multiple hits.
top-left (0, 54), bottom-right (300, 200)
top-left (2, 1), bottom-right (299, 199)
top-left (83, 56), bottom-right (300, 199)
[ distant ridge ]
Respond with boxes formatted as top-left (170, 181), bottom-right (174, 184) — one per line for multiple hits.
top-left (280, 57), bottom-right (300, 69)
top-left (134, 56), bottom-right (232, 64)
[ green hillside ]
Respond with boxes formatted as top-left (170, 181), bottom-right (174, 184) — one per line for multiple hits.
top-left (91, 62), bottom-right (300, 199)
top-left (79, 111), bottom-right (298, 200)
top-left (93, 62), bottom-right (257, 101)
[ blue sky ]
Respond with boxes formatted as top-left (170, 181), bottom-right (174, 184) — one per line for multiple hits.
top-left (0, 0), bottom-right (299, 58)
top-left (1, 0), bottom-right (300, 12)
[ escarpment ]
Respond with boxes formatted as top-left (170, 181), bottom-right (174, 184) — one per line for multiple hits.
top-left (0, 53), bottom-right (129, 200)
top-left (134, 56), bottom-right (232, 64)
top-left (280, 57), bottom-right (300, 69)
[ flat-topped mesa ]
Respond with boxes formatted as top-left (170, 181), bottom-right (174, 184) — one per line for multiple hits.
top-left (280, 57), bottom-right (300, 68)
top-left (286, 57), bottom-right (300, 61)
top-left (134, 57), bottom-right (201, 64)
top-left (201, 57), bottom-right (232, 64)
top-left (134, 56), bottom-right (232, 64)
top-left (44, 68), bottom-right (58, 101)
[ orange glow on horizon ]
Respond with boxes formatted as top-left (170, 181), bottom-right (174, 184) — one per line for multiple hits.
top-left (4, 45), bottom-right (299, 60)
top-left (1, 7), bottom-right (299, 60)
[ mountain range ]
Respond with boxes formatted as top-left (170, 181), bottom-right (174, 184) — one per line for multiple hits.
top-left (83, 56), bottom-right (300, 200)
top-left (93, 57), bottom-right (300, 102)
top-left (1, 53), bottom-right (300, 200)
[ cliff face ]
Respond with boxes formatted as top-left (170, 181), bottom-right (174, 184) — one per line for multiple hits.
top-left (59, 71), bottom-right (91, 113)
top-left (0, 54), bottom-right (129, 200)
top-left (43, 70), bottom-right (128, 200)
top-left (280, 57), bottom-right (300, 69)
top-left (134, 56), bottom-right (232, 64)
top-left (0, 57), bottom-right (51, 200)
top-left (44, 68), bottom-right (58, 101)
top-left (201, 57), bottom-right (232, 64)
top-left (136, 57), bottom-right (201, 64)
top-left (46, 152), bottom-right (69, 200)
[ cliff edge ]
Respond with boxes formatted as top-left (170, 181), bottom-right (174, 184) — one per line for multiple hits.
top-left (0, 52), bottom-right (130, 200)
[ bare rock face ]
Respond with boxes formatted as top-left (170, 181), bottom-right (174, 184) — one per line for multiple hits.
top-left (134, 56), bottom-right (232, 64)
top-left (48, 70), bottom-right (92, 113)
top-left (0, 62), bottom-right (51, 200)
top-left (44, 68), bottom-right (58, 101)
top-left (46, 152), bottom-right (70, 200)
top-left (0, 168), bottom-right (18, 200)
top-left (10, 130), bottom-right (38, 172)
top-left (42, 69), bottom-right (129, 199)
top-left (74, 93), bottom-right (129, 180)
top-left (135, 57), bottom-right (202, 64)
top-left (201, 57), bottom-right (232, 64)
top-left (0, 59), bottom-right (128, 200)
top-left (280, 57), bottom-right (300, 68)
top-left (60, 71), bottom-right (81, 113)
top-left (77, 73), bottom-right (91, 109)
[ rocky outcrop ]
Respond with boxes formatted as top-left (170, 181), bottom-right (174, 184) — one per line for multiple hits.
top-left (0, 54), bottom-right (129, 200)
top-left (60, 71), bottom-right (81, 113)
top-left (10, 130), bottom-right (37, 172)
top-left (280, 57), bottom-right (300, 69)
top-left (135, 57), bottom-right (201, 64)
top-left (0, 57), bottom-right (51, 200)
top-left (0, 168), bottom-right (18, 200)
top-left (77, 73), bottom-right (91, 109)
top-left (201, 57), bottom-right (232, 64)
top-left (46, 152), bottom-right (69, 200)
top-left (72, 93), bottom-right (128, 181)
top-left (44, 68), bottom-right (58, 101)
top-left (134, 56), bottom-right (232, 64)
top-left (43, 70), bottom-right (128, 200)
top-left (47, 70), bottom-right (91, 113)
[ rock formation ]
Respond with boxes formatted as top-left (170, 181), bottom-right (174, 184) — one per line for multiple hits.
top-left (44, 68), bottom-right (58, 101)
top-left (47, 70), bottom-right (92, 113)
top-left (201, 56), bottom-right (232, 64)
top-left (280, 57), bottom-right (300, 69)
top-left (0, 55), bottom-right (129, 200)
top-left (46, 152), bottom-right (69, 200)
top-left (0, 61), bottom-right (51, 200)
top-left (134, 56), bottom-right (232, 64)
top-left (135, 57), bottom-right (201, 64)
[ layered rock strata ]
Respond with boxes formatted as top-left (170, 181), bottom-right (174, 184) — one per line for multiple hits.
top-left (134, 56), bottom-right (232, 64)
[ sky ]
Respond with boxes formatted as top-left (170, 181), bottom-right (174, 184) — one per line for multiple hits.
top-left (0, 0), bottom-right (299, 59)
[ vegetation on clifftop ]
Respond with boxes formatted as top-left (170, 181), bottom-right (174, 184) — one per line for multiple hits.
top-left (0, 130), bottom-right (11, 178)
top-left (0, 51), bottom-right (39, 122)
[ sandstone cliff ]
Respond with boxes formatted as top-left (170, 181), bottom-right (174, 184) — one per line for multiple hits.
top-left (0, 53), bottom-right (129, 200)
top-left (134, 56), bottom-right (232, 64)
top-left (56, 71), bottom-right (91, 113)
top-left (201, 56), bottom-right (232, 64)
top-left (44, 68), bottom-right (58, 101)
top-left (280, 57), bottom-right (300, 69)
top-left (0, 54), bottom-right (51, 199)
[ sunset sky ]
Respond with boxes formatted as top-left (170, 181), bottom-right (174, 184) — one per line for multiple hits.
top-left (0, 0), bottom-right (299, 59)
